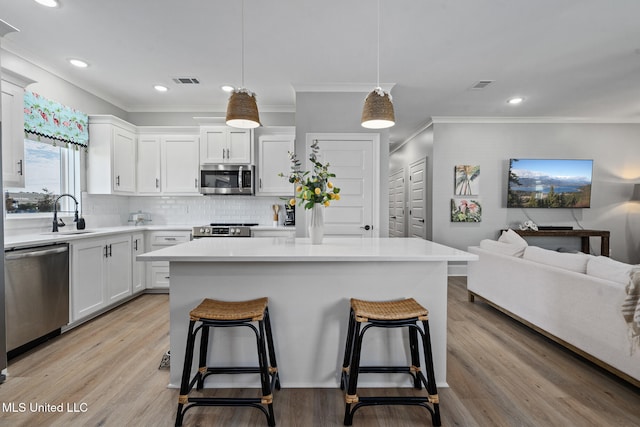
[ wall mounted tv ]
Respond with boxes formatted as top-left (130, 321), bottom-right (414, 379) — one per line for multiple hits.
top-left (507, 159), bottom-right (593, 208)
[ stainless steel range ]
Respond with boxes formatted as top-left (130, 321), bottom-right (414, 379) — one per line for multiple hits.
top-left (192, 223), bottom-right (258, 238)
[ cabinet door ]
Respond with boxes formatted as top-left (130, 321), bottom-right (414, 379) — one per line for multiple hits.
top-left (200, 127), bottom-right (226, 163)
top-left (1, 81), bottom-right (25, 187)
top-left (137, 136), bottom-right (161, 193)
top-left (112, 127), bottom-right (136, 193)
top-left (71, 239), bottom-right (107, 321)
top-left (162, 136), bottom-right (199, 194)
top-left (132, 233), bottom-right (146, 294)
top-left (257, 135), bottom-right (295, 196)
top-left (106, 235), bottom-right (132, 303)
top-left (227, 129), bottom-right (252, 163)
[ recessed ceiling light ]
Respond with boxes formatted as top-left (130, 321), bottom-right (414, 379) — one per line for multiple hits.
top-left (69, 59), bottom-right (88, 68)
top-left (221, 85), bottom-right (235, 92)
top-left (154, 85), bottom-right (169, 92)
top-left (507, 96), bottom-right (524, 105)
top-left (34, 0), bottom-right (59, 7)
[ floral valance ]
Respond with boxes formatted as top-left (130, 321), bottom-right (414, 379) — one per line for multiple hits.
top-left (23, 91), bottom-right (88, 148)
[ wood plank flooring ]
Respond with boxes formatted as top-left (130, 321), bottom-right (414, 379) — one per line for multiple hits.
top-left (0, 277), bottom-right (638, 426)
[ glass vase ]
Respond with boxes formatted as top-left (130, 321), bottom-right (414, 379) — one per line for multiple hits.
top-left (308, 204), bottom-right (324, 244)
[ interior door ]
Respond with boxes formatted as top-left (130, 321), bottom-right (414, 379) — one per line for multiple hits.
top-left (306, 133), bottom-right (378, 237)
top-left (409, 158), bottom-right (427, 239)
top-left (389, 168), bottom-right (405, 237)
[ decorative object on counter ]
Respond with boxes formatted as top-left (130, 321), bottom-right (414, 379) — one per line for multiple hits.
top-left (361, 0), bottom-right (395, 129)
top-left (225, 0), bottom-right (260, 129)
top-left (519, 220), bottom-right (538, 231)
top-left (279, 140), bottom-right (341, 244)
top-left (128, 211), bottom-right (152, 226)
top-left (272, 204), bottom-right (280, 227)
top-left (284, 203), bottom-right (295, 226)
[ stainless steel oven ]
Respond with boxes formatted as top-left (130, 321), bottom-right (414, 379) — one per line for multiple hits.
top-left (192, 223), bottom-right (258, 238)
top-left (199, 164), bottom-right (254, 195)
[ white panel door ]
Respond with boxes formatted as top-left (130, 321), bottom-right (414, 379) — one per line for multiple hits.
top-left (306, 134), bottom-right (378, 237)
top-left (409, 158), bottom-right (427, 239)
top-left (389, 168), bottom-right (405, 237)
top-left (112, 128), bottom-right (136, 193)
top-left (137, 136), bottom-right (161, 193)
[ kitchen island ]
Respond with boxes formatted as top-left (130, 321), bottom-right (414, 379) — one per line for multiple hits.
top-left (138, 237), bottom-right (477, 388)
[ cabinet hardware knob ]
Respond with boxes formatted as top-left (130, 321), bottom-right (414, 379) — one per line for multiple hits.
top-left (17, 159), bottom-right (23, 176)
top-left (360, 225), bottom-right (372, 231)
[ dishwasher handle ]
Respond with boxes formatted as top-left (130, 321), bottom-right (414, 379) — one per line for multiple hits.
top-left (5, 246), bottom-right (68, 260)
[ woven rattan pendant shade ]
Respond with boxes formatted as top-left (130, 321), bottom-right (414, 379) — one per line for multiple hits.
top-left (361, 89), bottom-right (395, 129)
top-left (226, 90), bottom-right (261, 129)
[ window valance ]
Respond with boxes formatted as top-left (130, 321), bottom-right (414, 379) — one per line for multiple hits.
top-left (23, 91), bottom-right (89, 149)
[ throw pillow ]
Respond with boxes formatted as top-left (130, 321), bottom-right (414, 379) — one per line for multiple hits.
top-left (587, 256), bottom-right (637, 285)
top-left (498, 229), bottom-right (528, 247)
top-left (523, 246), bottom-right (590, 273)
top-left (479, 239), bottom-right (526, 257)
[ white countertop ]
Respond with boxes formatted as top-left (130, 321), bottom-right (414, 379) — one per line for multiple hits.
top-left (3, 225), bottom-right (193, 250)
top-left (137, 237), bottom-right (478, 262)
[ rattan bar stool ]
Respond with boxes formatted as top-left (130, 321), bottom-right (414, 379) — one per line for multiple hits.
top-left (175, 297), bottom-right (280, 427)
top-left (340, 298), bottom-right (440, 426)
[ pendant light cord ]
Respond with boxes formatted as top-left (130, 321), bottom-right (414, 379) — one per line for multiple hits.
top-left (241, 0), bottom-right (245, 88)
top-left (376, 0), bottom-right (380, 88)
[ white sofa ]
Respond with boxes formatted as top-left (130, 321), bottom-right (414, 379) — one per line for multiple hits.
top-left (467, 236), bottom-right (640, 387)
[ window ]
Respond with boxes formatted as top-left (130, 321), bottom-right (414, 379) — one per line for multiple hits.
top-left (4, 138), bottom-right (81, 216)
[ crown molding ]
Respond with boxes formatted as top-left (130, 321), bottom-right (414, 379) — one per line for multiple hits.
top-left (431, 116), bottom-right (640, 124)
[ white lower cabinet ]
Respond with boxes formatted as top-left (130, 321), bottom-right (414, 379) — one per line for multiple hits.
top-left (146, 230), bottom-right (192, 290)
top-left (132, 233), bottom-right (146, 294)
top-left (70, 235), bottom-right (132, 322)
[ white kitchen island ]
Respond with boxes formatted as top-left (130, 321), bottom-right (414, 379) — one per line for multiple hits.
top-left (138, 237), bottom-right (477, 389)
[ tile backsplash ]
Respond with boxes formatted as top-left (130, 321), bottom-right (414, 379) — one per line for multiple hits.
top-left (86, 193), bottom-right (287, 226)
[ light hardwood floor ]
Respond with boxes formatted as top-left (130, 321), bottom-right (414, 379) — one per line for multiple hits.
top-left (0, 277), bottom-right (638, 426)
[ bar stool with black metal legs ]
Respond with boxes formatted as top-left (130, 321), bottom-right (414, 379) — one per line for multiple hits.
top-left (175, 297), bottom-right (281, 427)
top-left (340, 298), bottom-right (441, 426)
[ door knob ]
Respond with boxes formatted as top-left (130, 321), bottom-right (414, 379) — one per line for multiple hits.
top-left (360, 225), bottom-right (371, 230)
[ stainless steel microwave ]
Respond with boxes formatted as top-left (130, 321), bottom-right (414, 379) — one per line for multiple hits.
top-left (199, 164), bottom-right (254, 195)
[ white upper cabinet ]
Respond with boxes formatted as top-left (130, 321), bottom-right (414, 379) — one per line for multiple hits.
top-left (2, 71), bottom-right (35, 188)
top-left (257, 133), bottom-right (295, 196)
top-left (87, 115), bottom-right (137, 194)
top-left (162, 135), bottom-right (200, 194)
top-left (137, 135), bottom-right (161, 194)
top-left (137, 129), bottom-right (200, 195)
top-left (200, 126), bottom-right (252, 164)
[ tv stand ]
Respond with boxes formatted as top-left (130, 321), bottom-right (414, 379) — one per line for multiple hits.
top-left (507, 229), bottom-right (610, 257)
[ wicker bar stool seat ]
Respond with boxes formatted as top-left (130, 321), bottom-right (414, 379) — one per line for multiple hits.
top-left (175, 297), bottom-right (280, 426)
top-left (340, 297), bottom-right (440, 426)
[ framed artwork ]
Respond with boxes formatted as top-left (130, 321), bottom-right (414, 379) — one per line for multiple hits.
top-left (451, 198), bottom-right (482, 222)
top-left (454, 165), bottom-right (480, 196)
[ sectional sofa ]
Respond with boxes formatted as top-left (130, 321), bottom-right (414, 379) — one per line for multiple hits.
top-left (467, 230), bottom-right (640, 387)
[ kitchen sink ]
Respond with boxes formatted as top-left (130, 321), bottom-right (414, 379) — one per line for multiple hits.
top-left (41, 230), bottom-right (96, 235)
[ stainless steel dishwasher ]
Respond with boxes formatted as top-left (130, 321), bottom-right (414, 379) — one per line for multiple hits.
top-left (4, 243), bottom-right (69, 354)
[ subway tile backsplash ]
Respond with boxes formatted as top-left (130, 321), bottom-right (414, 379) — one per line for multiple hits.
top-left (84, 193), bottom-right (287, 226)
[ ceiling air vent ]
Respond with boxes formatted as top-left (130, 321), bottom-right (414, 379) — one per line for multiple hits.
top-left (470, 80), bottom-right (494, 90)
top-left (172, 77), bottom-right (201, 85)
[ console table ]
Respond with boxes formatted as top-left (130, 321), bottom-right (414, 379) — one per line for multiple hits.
top-left (509, 229), bottom-right (610, 257)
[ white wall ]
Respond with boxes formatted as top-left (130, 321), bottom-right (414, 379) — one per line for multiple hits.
top-left (431, 119), bottom-right (640, 264)
top-left (294, 91), bottom-right (390, 237)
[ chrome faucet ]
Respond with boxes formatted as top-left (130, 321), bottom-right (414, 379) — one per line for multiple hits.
top-left (52, 194), bottom-right (79, 232)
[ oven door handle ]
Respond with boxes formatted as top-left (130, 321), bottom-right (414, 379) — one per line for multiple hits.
top-left (238, 165), bottom-right (243, 192)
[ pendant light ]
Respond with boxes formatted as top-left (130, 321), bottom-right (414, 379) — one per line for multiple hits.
top-left (226, 0), bottom-right (261, 129)
top-left (361, 0), bottom-right (395, 129)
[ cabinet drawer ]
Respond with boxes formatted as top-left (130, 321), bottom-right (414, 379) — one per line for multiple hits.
top-left (150, 266), bottom-right (170, 289)
top-left (151, 234), bottom-right (191, 245)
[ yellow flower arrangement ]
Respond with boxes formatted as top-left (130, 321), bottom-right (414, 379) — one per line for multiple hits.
top-left (279, 140), bottom-right (340, 209)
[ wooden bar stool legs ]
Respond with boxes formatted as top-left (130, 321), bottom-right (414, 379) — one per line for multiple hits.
top-left (175, 298), bottom-right (280, 426)
top-left (340, 298), bottom-right (441, 426)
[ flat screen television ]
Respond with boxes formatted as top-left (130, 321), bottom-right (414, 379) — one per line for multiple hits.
top-left (507, 159), bottom-right (593, 208)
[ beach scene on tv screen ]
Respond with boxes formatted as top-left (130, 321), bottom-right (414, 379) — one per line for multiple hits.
top-left (507, 159), bottom-right (593, 208)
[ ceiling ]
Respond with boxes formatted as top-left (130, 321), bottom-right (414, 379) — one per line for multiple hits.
top-left (2, 0), bottom-right (640, 143)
